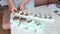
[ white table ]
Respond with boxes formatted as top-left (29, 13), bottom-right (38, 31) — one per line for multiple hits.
top-left (10, 4), bottom-right (60, 34)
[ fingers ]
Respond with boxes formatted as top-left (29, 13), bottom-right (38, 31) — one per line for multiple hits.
top-left (19, 11), bottom-right (23, 13)
top-left (20, 7), bottom-right (25, 11)
top-left (11, 8), bottom-right (18, 14)
top-left (20, 5), bottom-right (25, 11)
top-left (11, 10), bottom-right (16, 14)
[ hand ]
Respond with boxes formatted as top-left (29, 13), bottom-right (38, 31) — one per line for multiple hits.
top-left (20, 4), bottom-right (25, 11)
top-left (19, 11), bottom-right (24, 14)
top-left (10, 6), bottom-right (17, 14)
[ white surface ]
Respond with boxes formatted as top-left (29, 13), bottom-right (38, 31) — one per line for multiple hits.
top-left (10, 4), bottom-right (60, 34)
top-left (48, 4), bottom-right (60, 11)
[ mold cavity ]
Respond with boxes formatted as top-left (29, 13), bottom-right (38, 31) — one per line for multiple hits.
top-left (13, 16), bottom-right (20, 20)
top-left (20, 18), bottom-right (26, 23)
top-left (27, 20), bottom-right (32, 23)
top-left (36, 22), bottom-right (41, 26)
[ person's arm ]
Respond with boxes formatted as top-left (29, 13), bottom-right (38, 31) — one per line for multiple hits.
top-left (6, 0), bottom-right (17, 13)
top-left (20, 0), bottom-right (30, 11)
top-left (6, 0), bottom-right (14, 9)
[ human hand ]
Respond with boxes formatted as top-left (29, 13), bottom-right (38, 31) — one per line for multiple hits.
top-left (10, 6), bottom-right (17, 14)
top-left (20, 4), bottom-right (25, 11)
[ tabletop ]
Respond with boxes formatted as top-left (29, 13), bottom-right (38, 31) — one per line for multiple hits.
top-left (10, 4), bottom-right (60, 34)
